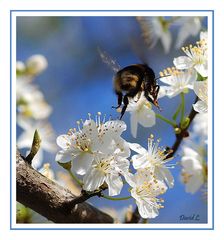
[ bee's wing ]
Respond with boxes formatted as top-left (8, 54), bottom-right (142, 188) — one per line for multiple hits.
top-left (136, 17), bottom-right (157, 50)
top-left (98, 47), bottom-right (121, 73)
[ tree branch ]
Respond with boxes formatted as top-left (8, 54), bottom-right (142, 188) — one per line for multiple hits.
top-left (16, 150), bottom-right (114, 223)
top-left (167, 103), bottom-right (198, 159)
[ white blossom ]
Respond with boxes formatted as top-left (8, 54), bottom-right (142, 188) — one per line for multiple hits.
top-left (137, 17), bottom-right (172, 54)
top-left (83, 152), bottom-right (129, 196)
top-left (159, 68), bottom-right (197, 98)
top-left (129, 135), bottom-right (174, 188)
top-left (17, 117), bottom-right (56, 169)
top-left (26, 54), bottom-right (48, 76)
top-left (193, 79), bottom-right (208, 113)
top-left (17, 76), bottom-right (52, 120)
top-left (127, 93), bottom-right (156, 138)
top-left (124, 169), bottom-right (167, 218)
top-left (180, 146), bottom-right (206, 194)
top-left (175, 17), bottom-right (202, 49)
top-left (55, 113), bottom-right (130, 175)
top-left (174, 31), bottom-right (208, 77)
top-left (192, 113), bottom-right (208, 143)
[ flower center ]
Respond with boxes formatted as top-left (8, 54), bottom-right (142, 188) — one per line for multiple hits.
top-left (182, 44), bottom-right (207, 66)
top-left (94, 156), bottom-right (115, 174)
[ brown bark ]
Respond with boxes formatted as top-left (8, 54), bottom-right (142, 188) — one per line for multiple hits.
top-left (16, 150), bottom-right (114, 223)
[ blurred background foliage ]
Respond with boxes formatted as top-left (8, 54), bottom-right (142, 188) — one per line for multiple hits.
top-left (16, 16), bottom-right (207, 223)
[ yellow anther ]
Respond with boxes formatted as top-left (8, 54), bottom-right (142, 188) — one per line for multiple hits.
top-left (159, 71), bottom-right (164, 77)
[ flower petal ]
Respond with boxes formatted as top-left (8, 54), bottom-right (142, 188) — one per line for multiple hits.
top-left (137, 107), bottom-right (156, 128)
top-left (136, 199), bottom-right (159, 219)
top-left (173, 56), bottom-right (193, 70)
top-left (123, 172), bottom-right (136, 188)
top-left (106, 174), bottom-right (123, 196)
top-left (56, 134), bottom-right (71, 150)
top-left (161, 30), bottom-right (172, 54)
top-left (83, 168), bottom-right (105, 191)
top-left (132, 154), bottom-right (149, 169)
top-left (115, 157), bottom-right (130, 174)
top-left (193, 80), bottom-right (208, 102)
top-left (102, 120), bottom-right (127, 137)
top-left (82, 119), bottom-right (98, 140)
top-left (55, 149), bottom-right (74, 163)
top-left (185, 173), bottom-right (204, 194)
top-left (193, 100), bottom-right (208, 113)
top-left (181, 157), bottom-right (203, 174)
top-left (158, 167), bottom-right (174, 188)
top-left (113, 138), bottom-right (131, 158)
top-left (159, 76), bottom-right (174, 85)
top-left (195, 64), bottom-right (208, 78)
top-left (73, 153), bottom-right (93, 175)
top-left (129, 143), bottom-right (148, 155)
top-left (130, 112), bottom-right (138, 138)
top-left (175, 17), bottom-right (201, 49)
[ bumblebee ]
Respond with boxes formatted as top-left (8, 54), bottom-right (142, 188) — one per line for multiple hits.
top-left (99, 49), bottom-right (160, 119)
top-left (113, 64), bottom-right (160, 119)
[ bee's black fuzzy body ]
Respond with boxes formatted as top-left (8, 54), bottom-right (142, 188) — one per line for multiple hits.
top-left (113, 64), bottom-right (160, 119)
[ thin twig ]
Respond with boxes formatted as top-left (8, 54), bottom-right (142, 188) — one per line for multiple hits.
top-left (167, 97), bottom-right (198, 159)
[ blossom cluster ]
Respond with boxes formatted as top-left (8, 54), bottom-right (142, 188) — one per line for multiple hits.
top-left (16, 55), bottom-right (56, 169)
top-left (56, 113), bottom-right (174, 219)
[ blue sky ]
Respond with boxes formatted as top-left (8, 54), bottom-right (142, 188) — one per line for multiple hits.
top-left (16, 16), bottom-right (208, 223)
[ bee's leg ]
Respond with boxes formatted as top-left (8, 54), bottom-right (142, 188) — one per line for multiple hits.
top-left (145, 90), bottom-right (161, 110)
top-left (144, 91), bottom-right (154, 104)
top-left (119, 95), bottom-right (129, 120)
top-left (134, 92), bottom-right (141, 103)
top-left (112, 91), bottom-right (123, 109)
top-left (155, 85), bottom-right (160, 99)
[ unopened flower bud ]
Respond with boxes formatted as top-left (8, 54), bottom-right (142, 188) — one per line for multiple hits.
top-left (174, 127), bottom-right (181, 134)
